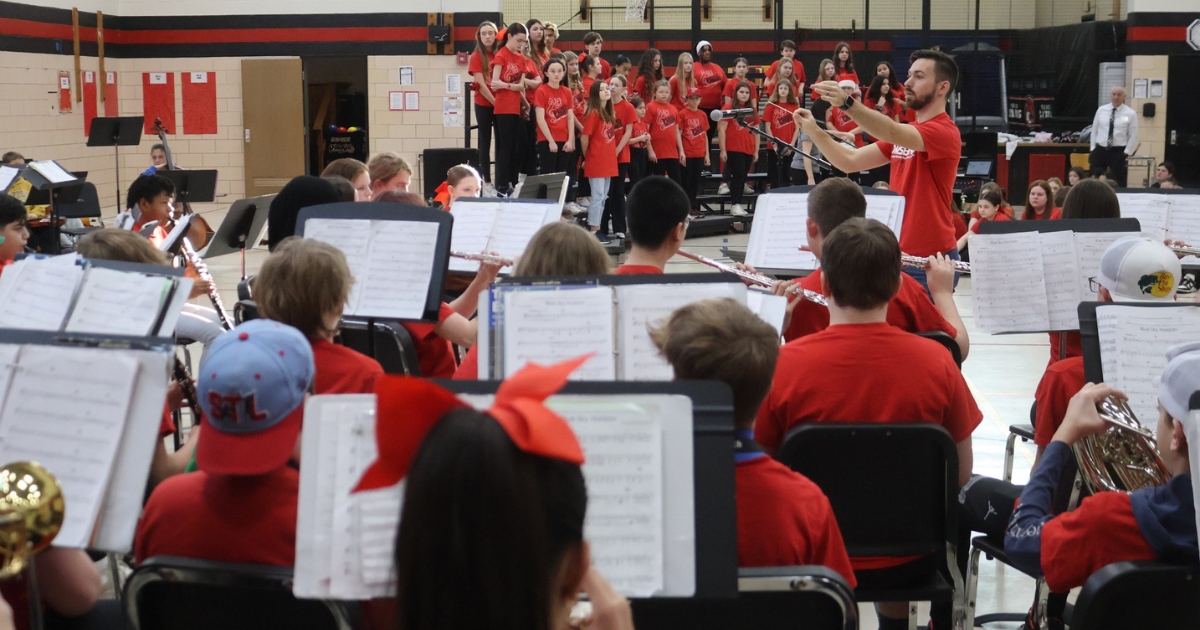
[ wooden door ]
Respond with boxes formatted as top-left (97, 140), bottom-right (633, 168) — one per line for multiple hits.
top-left (242, 59), bottom-right (306, 198)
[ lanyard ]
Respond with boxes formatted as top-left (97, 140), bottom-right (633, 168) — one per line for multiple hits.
top-left (735, 429), bottom-right (767, 463)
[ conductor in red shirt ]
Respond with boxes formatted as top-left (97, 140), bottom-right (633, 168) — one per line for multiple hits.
top-left (794, 49), bottom-right (963, 294)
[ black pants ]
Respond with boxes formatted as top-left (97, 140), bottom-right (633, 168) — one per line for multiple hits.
top-left (653, 157), bottom-right (682, 187)
top-left (683, 156), bottom-right (706, 210)
top-left (537, 141), bottom-right (573, 182)
top-left (1089, 145), bottom-right (1127, 186)
top-left (766, 150), bottom-right (791, 189)
top-left (474, 102), bottom-right (496, 183)
top-left (601, 163), bottom-right (629, 234)
top-left (724, 152), bottom-right (753, 204)
top-left (627, 147), bottom-right (648, 193)
top-left (521, 117), bottom-right (539, 177)
top-left (494, 113), bottom-right (522, 192)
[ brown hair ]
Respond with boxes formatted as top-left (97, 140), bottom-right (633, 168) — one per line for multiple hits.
top-left (820, 218), bottom-right (901, 310)
top-left (834, 42), bottom-right (855, 73)
top-left (0, 152), bottom-right (24, 166)
top-left (374, 190), bottom-right (428, 206)
top-left (807, 177), bottom-right (867, 235)
top-left (650, 298), bottom-right (779, 428)
top-left (474, 21), bottom-right (499, 80)
top-left (366, 152), bottom-right (411, 186)
top-left (256, 237), bottom-right (353, 341)
top-left (75, 228), bottom-right (169, 265)
top-left (1062, 179), bottom-right (1120, 220)
top-left (321, 158), bottom-right (368, 183)
top-left (447, 164), bottom-right (482, 188)
top-left (586, 79), bottom-right (616, 124)
top-left (1022, 180), bottom-right (1054, 220)
top-left (729, 80), bottom-right (753, 108)
top-left (512, 222), bottom-right (611, 276)
top-left (1053, 184), bottom-right (1071, 208)
top-left (563, 51), bottom-right (582, 91)
top-left (909, 48), bottom-right (959, 93)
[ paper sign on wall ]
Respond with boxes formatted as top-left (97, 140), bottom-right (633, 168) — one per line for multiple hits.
top-left (389, 91), bottom-right (405, 111)
top-left (445, 74), bottom-right (461, 95)
top-left (103, 72), bottom-right (118, 117)
top-left (182, 71), bottom-right (217, 135)
top-left (405, 92), bottom-right (419, 111)
top-left (399, 66), bottom-right (414, 85)
top-left (58, 71), bottom-right (72, 114)
top-left (443, 97), bottom-right (462, 127)
top-left (149, 73), bottom-right (168, 85)
top-left (83, 71), bottom-right (98, 135)
top-left (141, 72), bottom-right (176, 134)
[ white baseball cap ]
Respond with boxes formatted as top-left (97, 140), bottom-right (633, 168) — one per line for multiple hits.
top-left (1096, 235), bottom-right (1181, 302)
top-left (1154, 341), bottom-right (1200, 564)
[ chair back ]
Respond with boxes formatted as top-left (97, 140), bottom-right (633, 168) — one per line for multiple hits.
top-left (778, 423), bottom-right (958, 559)
top-left (631, 566), bottom-right (857, 630)
top-left (56, 182), bottom-right (102, 219)
top-left (914, 331), bottom-right (962, 368)
top-left (234, 299), bottom-right (259, 325)
top-left (124, 556), bottom-right (350, 630)
top-left (1071, 561), bottom-right (1200, 630)
top-left (338, 318), bottom-right (421, 375)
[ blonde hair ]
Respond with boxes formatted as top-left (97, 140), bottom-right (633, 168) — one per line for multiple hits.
top-left (513, 223), bottom-right (611, 276)
top-left (649, 298), bottom-right (779, 427)
top-left (674, 52), bottom-right (696, 94)
top-left (563, 51), bottom-right (582, 91)
top-left (75, 228), bottom-right (169, 265)
top-left (256, 237), bottom-right (354, 341)
top-left (321, 158), bottom-right (368, 183)
top-left (366, 153), bottom-right (412, 185)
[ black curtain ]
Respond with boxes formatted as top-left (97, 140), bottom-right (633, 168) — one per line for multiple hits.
top-left (1007, 21), bottom-right (1126, 122)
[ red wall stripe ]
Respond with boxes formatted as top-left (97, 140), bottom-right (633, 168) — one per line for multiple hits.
top-left (106, 26), bottom-right (427, 45)
top-left (1127, 26), bottom-right (1186, 42)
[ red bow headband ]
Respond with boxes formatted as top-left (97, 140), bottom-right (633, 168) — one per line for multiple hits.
top-left (354, 355), bottom-right (590, 492)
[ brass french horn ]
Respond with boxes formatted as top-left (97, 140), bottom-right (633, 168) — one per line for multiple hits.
top-left (0, 462), bottom-right (64, 578)
top-left (1073, 397), bottom-right (1171, 494)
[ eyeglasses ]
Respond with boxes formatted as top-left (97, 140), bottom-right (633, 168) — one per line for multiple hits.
top-left (683, 216), bottom-right (694, 231)
top-left (1088, 277), bottom-right (1101, 293)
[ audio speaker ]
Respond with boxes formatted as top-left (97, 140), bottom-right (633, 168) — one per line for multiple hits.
top-left (422, 147), bottom-right (479, 199)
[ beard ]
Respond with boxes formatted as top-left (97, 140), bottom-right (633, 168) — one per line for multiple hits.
top-left (905, 88), bottom-right (934, 111)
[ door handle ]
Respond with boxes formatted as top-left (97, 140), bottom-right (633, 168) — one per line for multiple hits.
top-left (244, 128), bottom-right (251, 143)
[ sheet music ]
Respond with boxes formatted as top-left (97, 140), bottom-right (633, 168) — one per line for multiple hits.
top-left (1165, 196), bottom-right (1200, 264)
top-left (1038, 231), bottom-right (1081, 331)
top-left (0, 346), bottom-right (139, 547)
top-left (356, 220), bottom-right (439, 319)
top-left (747, 290), bottom-right (787, 335)
top-left (746, 194), bottom-right (816, 270)
top-left (303, 219), bottom-right (373, 314)
top-left (448, 202), bottom-right (501, 273)
top-left (615, 283), bottom-right (745, 380)
top-left (1074, 232), bottom-right (1138, 302)
top-left (1096, 309), bottom-right (1120, 384)
top-left (1097, 305), bottom-right (1200, 427)
top-left (866, 194), bottom-right (905, 238)
top-left (64, 268), bottom-right (172, 336)
top-left (502, 287), bottom-right (616, 380)
top-left (968, 232), bottom-right (1051, 333)
top-left (485, 201), bottom-right (557, 262)
top-left (156, 214), bottom-right (193, 253)
top-left (1117, 193), bottom-right (1169, 238)
top-left (28, 160), bottom-right (76, 184)
top-left (0, 166), bottom-right (18, 192)
top-left (0, 255), bottom-right (83, 330)
top-left (0, 345), bottom-right (19, 415)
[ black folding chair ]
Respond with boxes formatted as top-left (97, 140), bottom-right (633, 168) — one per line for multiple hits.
top-left (338, 318), bottom-right (421, 376)
top-left (778, 423), bottom-right (964, 628)
top-left (124, 556), bottom-right (353, 630)
top-left (631, 566), bottom-right (858, 630)
top-left (914, 330), bottom-right (962, 369)
top-left (1070, 561), bottom-right (1200, 630)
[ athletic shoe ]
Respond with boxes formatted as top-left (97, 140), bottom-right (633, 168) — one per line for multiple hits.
top-left (730, 204), bottom-right (749, 217)
top-left (1178, 273), bottom-right (1197, 295)
top-left (563, 202), bottom-right (586, 216)
top-left (577, 197), bottom-right (591, 207)
top-left (612, 232), bottom-right (625, 239)
top-left (594, 232), bottom-right (611, 244)
top-left (744, 183), bottom-right (756, 194)
top-left (718, 183), bottom-right (730, 195)
top-left (483, 183), bottom-right (500, 198)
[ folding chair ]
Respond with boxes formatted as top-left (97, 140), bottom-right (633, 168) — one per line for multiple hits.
top-left (914, 331), bottom-right (962, 368)
top-left (631, 566), bottom-right (858, 630)
top-left (778, 423), bottom-right (964, 629)
top-left (1002, 401), bottom-right (1037, 483)
top-left (338, 317), bottom-right (421, 376)
top-left (124, 556), bottom-right (353, 630)
top-left (1070, 561), bottom-right (1200, 630)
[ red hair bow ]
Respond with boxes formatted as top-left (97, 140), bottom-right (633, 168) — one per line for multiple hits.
top-left (353, 355), bottom-right (590, 492)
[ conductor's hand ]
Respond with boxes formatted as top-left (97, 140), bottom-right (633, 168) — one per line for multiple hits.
top-left (189, 279), bottom-right (213, 300)
top-left (812, 80), bottom-right (848, 107)
top-left (1053, 383), bottom-right (1127, 446)
top-left (792, 108), bottom-right (822, 136)
top-left (925, 253), bottom-right (956, 298)
top-left (578, 568), bottom-right (634, 630)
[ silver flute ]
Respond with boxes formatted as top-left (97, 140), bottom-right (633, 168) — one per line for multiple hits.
top-left (1168, 244), bottom-right (1200, 257)
top-left (180, 238), bottom-right (236, 331)
top-left (676, 249), bottom-right (828, 306)
top-left (901, 253), bottom-right (972, 274)
top-left (451, 250), bottom-right (514, 266)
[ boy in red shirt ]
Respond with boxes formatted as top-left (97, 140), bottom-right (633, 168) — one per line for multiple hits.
top-left (650, 297), bottom-right (856, 587)
top-left (136, 319), bottom-right (315, 567)
top-left (766, 40), bottom-right (804, 90)
top-left (676, 88), bottom-right (710, 212)
top-left (614, 176), bottom-right (688, 275)
top-left (579, 32), bottom-right (611, 80)
top-left (115, 174), bottom-right (176, 246)
top-left (0, 194), bottom-right (30, 270)
top-left (774, 178), bottom-right (968, 360)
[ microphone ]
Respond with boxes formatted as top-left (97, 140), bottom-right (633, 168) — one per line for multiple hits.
top-left (710, 108), bottom-right (755, 121)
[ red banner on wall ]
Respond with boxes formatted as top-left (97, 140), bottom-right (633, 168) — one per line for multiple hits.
top-left (103, 71), bottom-right (119, 117)
top-left (142, 72), bottom-right (176, 134)
top-left (83, 70), bottom-right (98, 135)
top-left (58, 71), bottom-right (72, 113)
top-left (182, 71), bottom-right (217, 135)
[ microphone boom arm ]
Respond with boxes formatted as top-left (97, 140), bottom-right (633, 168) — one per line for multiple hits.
top-left (736, 118), bottom-right (835, 171)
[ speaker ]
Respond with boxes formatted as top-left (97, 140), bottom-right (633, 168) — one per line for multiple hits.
top-left (421, 147), bottom-right (479, 199)
top-left (1143, 102), bottom-right (1156, 118)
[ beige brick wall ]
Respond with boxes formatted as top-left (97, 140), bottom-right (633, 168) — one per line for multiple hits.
top-left (1125, 55), bottom-right (1169, 186)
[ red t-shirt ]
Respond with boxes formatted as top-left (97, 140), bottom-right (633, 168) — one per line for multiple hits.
top-left (1041, 490), bottom-right (1157, 592)
top-left (523, 56), bottom-right (541, 104)
top-left (668, 75), bottom-right (693, 110)
top-left (970, 205), bottom-right (1015, 221)
top-left (579, 54), bottom-right (611, 80)
top-left (829, 107), bottom-right (862, 147)
top-left (783, 271), bottom-right (957, 343)
top-left (1025, 207), bottom-right (1063, 221)
top-left (491, 46), bottom-right (527, 116)
top-left (582, 110), bottom-right (620, 178)
top-left (766, 59), bottom-right (805, 84)
top-left (135, 466), bottom-right (299, 566)
top-left (1048, 330), bottom-right (1082, 365)
top-left (677, 107), bottom-right (710, 159)
top-left (312, 339), bottom-right (384, 395)
top-left (630, 120), bottom-right (650, 149)
top-left (736, 456), bottom-right (857, 588)
top-left (613, 264), bottom-right (664, 275)
top-left (401, 302), bottom-right (458, 378)
top-left (454, 344), bottom-right (481, 380)
top-left (693, 62), bottom-right (727, 109)
top-left (468, 49), bottom-right (496, 107)
top-left (535, 84), bottom-right (574, 143)
top-left (865, 97), bottom-right (904, 122)
top-left (723, 78), bottom-right (759, 106)
top-left (765, 102), bottom-right (798, 144)
top-left (1033, 356), bottom-right (1085, 447)
top-left (573, 84), bottom-right (588, 120)
top-left (835, 69), bottom-right (860, 86)
top-left (613, 99), bottom-right (638, 163)
top-left (645, 101), bottom-right (681, 160)
top-left (720, 106), bottom-right (757, 156)
top-left (969, 211), bottom-right (1014, 234)
top-left (632, 74), bottom-right (657, 103)
top-left (874, 112), bottom-right (962, 257)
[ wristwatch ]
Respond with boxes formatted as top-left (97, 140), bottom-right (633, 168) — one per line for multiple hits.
top-left (839, 95), bottom-right (855, 111)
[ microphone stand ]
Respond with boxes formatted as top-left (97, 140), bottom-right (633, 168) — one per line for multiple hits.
top-left (735, 118), bottom-right (835, 171)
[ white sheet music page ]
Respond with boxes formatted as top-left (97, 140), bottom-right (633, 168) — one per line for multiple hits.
top-left (615, 283), bottom-right (745, 380)
top-left (866, 194), bottom-right (905, 240)
top-left (485, 201), bottom-right (558, 266)
top-left (1165, 195), bottom-right (1200, 264)
top-left (28, 160), bottom-right (76, 184)
top-left (747, 290), bottom-right (788, 335)
top-left (355, 220), bottom-right (440, 319)
top-left (1096, 309), bottom-right (1121, 385)
top-left (0, 255), bottom-right (83, 330)
top-left (502, 287), bottom-right (616, 380)
top-left (745, 194), bottom-right (815, 271)
top-left (303, 219), bottom-right (373, 315)
top-left (0, 166), bottom-right (19, 192)
top-left (448, 201), bottom-right (501, 273)
top-left (295, 396), bottom-right (355, 598)
top-left (330, 409), bottom-right (375, 598)
top-left (1101, 305), bottom-right (1200, 428)
top-left (0, 345), bottom-right (20, 416)
top-left (64, 268), bottom-right (172, 336)
top-left (1074, 232), bottom-right (1139, 302)
top-left (1038, 232), bottom-right (1082, 331)
top-left (969, 232), bottom-right (1051, 333)
top-left (1117, 193), bottom-right (1169, 238)
top-left (0, 346), bottom-right (139, 548)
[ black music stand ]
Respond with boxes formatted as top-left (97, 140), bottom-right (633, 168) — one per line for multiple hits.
top-left (158, 170), bottom-right (218, 206)
top-left (1078, 301), bottom-right (1200, 383)
top-left (21, 164), bottom-right (85, 254)
top-left (87, 116), bottom-right (144, 211)
top-left (513, 172), bottom-right (568, 208)
top-left (198, 194), bottom-right (274, 279)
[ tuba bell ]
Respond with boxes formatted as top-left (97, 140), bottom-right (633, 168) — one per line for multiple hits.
top-left (1073, 396), bottom-right (1171, 494)
top-left (0, 461), bottom-right (64, 578)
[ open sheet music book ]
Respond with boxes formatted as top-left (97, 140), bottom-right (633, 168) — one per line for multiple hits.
top-left (27, 160), bottom-right (77, 185)
top-left (303, 218), bottom-right (442, 320)
top-left (294, 391), bottom-right (696, 600)
top-left (969, 230), bottom-right (1138, 333)
top-left (480, 279), bottom-right (748, 380)
top-left (448, 199), bottom-right (560, 273)
top-left (1095, 304), bottom-right (1200, 428)
top-left (0, 166), bottom-right (19, 193)
top-left (0, 254), bottom-right (190, 337)
top-left (746, 189), bottom-right (905, 271)
top-left (1117, 191), bottom-right (1200, 263)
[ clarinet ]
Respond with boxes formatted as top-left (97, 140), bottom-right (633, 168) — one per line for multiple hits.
top-left (180, 237), bottom-right (236, 331)
top-left (173, 356), bottom-right (204, 424)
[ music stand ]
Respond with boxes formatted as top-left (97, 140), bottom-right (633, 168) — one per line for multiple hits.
top-left (197, 194), bottom-right (274, 279)
top-left (157, 170), bottom-right (218, 206)
top-left (513, 172), bottom-right (569, 210)
top-left (87, 116), bottom-right (144, 211)
top-left (21, 163), bottom-right (85, 254)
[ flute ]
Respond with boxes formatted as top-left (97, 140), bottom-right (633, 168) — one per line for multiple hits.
top-left (901, 253), bottom-right (972, 274)
top-left (451, 251), bottom-right (515, 266)
top-left (676, 249), bottom-right (828, 306)
top-left (1168, 244), bottom-right (1200, 257)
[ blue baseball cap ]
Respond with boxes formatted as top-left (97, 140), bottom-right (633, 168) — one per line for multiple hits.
top-left (195, 319), bottom-right (315, 475)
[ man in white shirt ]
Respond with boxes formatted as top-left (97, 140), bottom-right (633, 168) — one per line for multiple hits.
top-left (1089, 85), bottom-right (1138, 186)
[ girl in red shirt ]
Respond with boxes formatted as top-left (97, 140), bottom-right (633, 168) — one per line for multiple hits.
top-left (677, 89), bottom-right (711, 211)
top-left (519, 20), bottom-right (548, 179)
top-left (865, 75), bottom-right (903, 123)
top-left (468, 22), bottom-right (499, 184)
top-left (812, 58), bottom-right (837, 103)
top-left (631, 48), bottom-right (663, 104)
top-left (489, 23), bottom-right (535, 193)
top-left (1022, 180), bottom-right (1061, 221)
top-left (764, 58), bottom-right (801, 99)
top-left (627, 97), bottom-right (652, 194)
top-left (603, 75), bottom-right (637, 238)
top-left (958, 189), bottom-right (1011, 251)
top-left (580, 80), bottom-right (619, 237)
top-left (693, 41), bottom-right (727, 118)
top-left (764, 81), bottom-right (799, 189)
top-left (564, 52), bottom-right (586, 202)
top-left (644, 80), bottom-right (686, 186)
top-left (833, 42), bottom-right (859, 86)
top-left (723, 57), bottom-right (759, 110)
top-left (669, 52), bottom-right (697, 111)
top-left (719, 81), bottom-right (760, 217)
top-left (534, 58), bottom-right (576, 183)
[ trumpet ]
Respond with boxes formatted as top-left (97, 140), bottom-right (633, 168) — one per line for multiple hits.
top-left (1074, 396), bottom-right (1170, 494)
top-left (451, 251), bottom-right (515, 267)
top-left (676, 249), bottom-right (828, 306)
top-left (901, 253), bottom-right (972, 275)
top-left (0, 461), bottom-right (64, 578)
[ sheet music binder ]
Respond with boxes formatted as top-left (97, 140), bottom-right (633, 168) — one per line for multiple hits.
top-left (447, 197), bottom-right (560, 273)
top-left (1078, 301), bottom-right (1200, 383)
top-left (296, 203), bottom-right (454, 322)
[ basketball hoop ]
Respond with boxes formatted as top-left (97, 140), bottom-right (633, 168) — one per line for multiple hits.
top-left (625, 0), bottom-right (648, 22)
